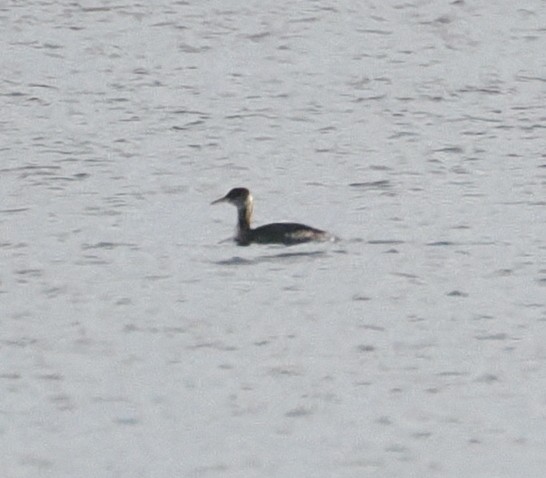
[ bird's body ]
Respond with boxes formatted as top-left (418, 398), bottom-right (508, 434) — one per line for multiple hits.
top-left (211, 188), bottom-right (331, 246)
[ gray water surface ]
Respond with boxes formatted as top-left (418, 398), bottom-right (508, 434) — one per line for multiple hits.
top-left (2, 1), bottom-right (546, 477)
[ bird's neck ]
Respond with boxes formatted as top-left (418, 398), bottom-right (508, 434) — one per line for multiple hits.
top-left (236, 197), bottom-right (253, 232)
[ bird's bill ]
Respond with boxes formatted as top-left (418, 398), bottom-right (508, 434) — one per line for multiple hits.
top-left (211, 195), bottom-right (228, 205)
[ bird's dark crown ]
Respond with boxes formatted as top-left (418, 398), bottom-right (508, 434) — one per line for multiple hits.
top-left (225, 188), bottom-right (250, 201)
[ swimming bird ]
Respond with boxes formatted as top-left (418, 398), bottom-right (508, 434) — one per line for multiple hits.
top-left (211, 187), bottom-right (331, 246)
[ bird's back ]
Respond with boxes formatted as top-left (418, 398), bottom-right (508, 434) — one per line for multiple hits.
top-left (249, 222), bottom-right (329, 246)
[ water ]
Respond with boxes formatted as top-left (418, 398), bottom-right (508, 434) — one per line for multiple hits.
top-left (2, 1), bottom-right (546, 476)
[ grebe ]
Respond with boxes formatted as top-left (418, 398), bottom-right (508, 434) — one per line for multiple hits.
top-left (211, 187), bottom-right (331, 246)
